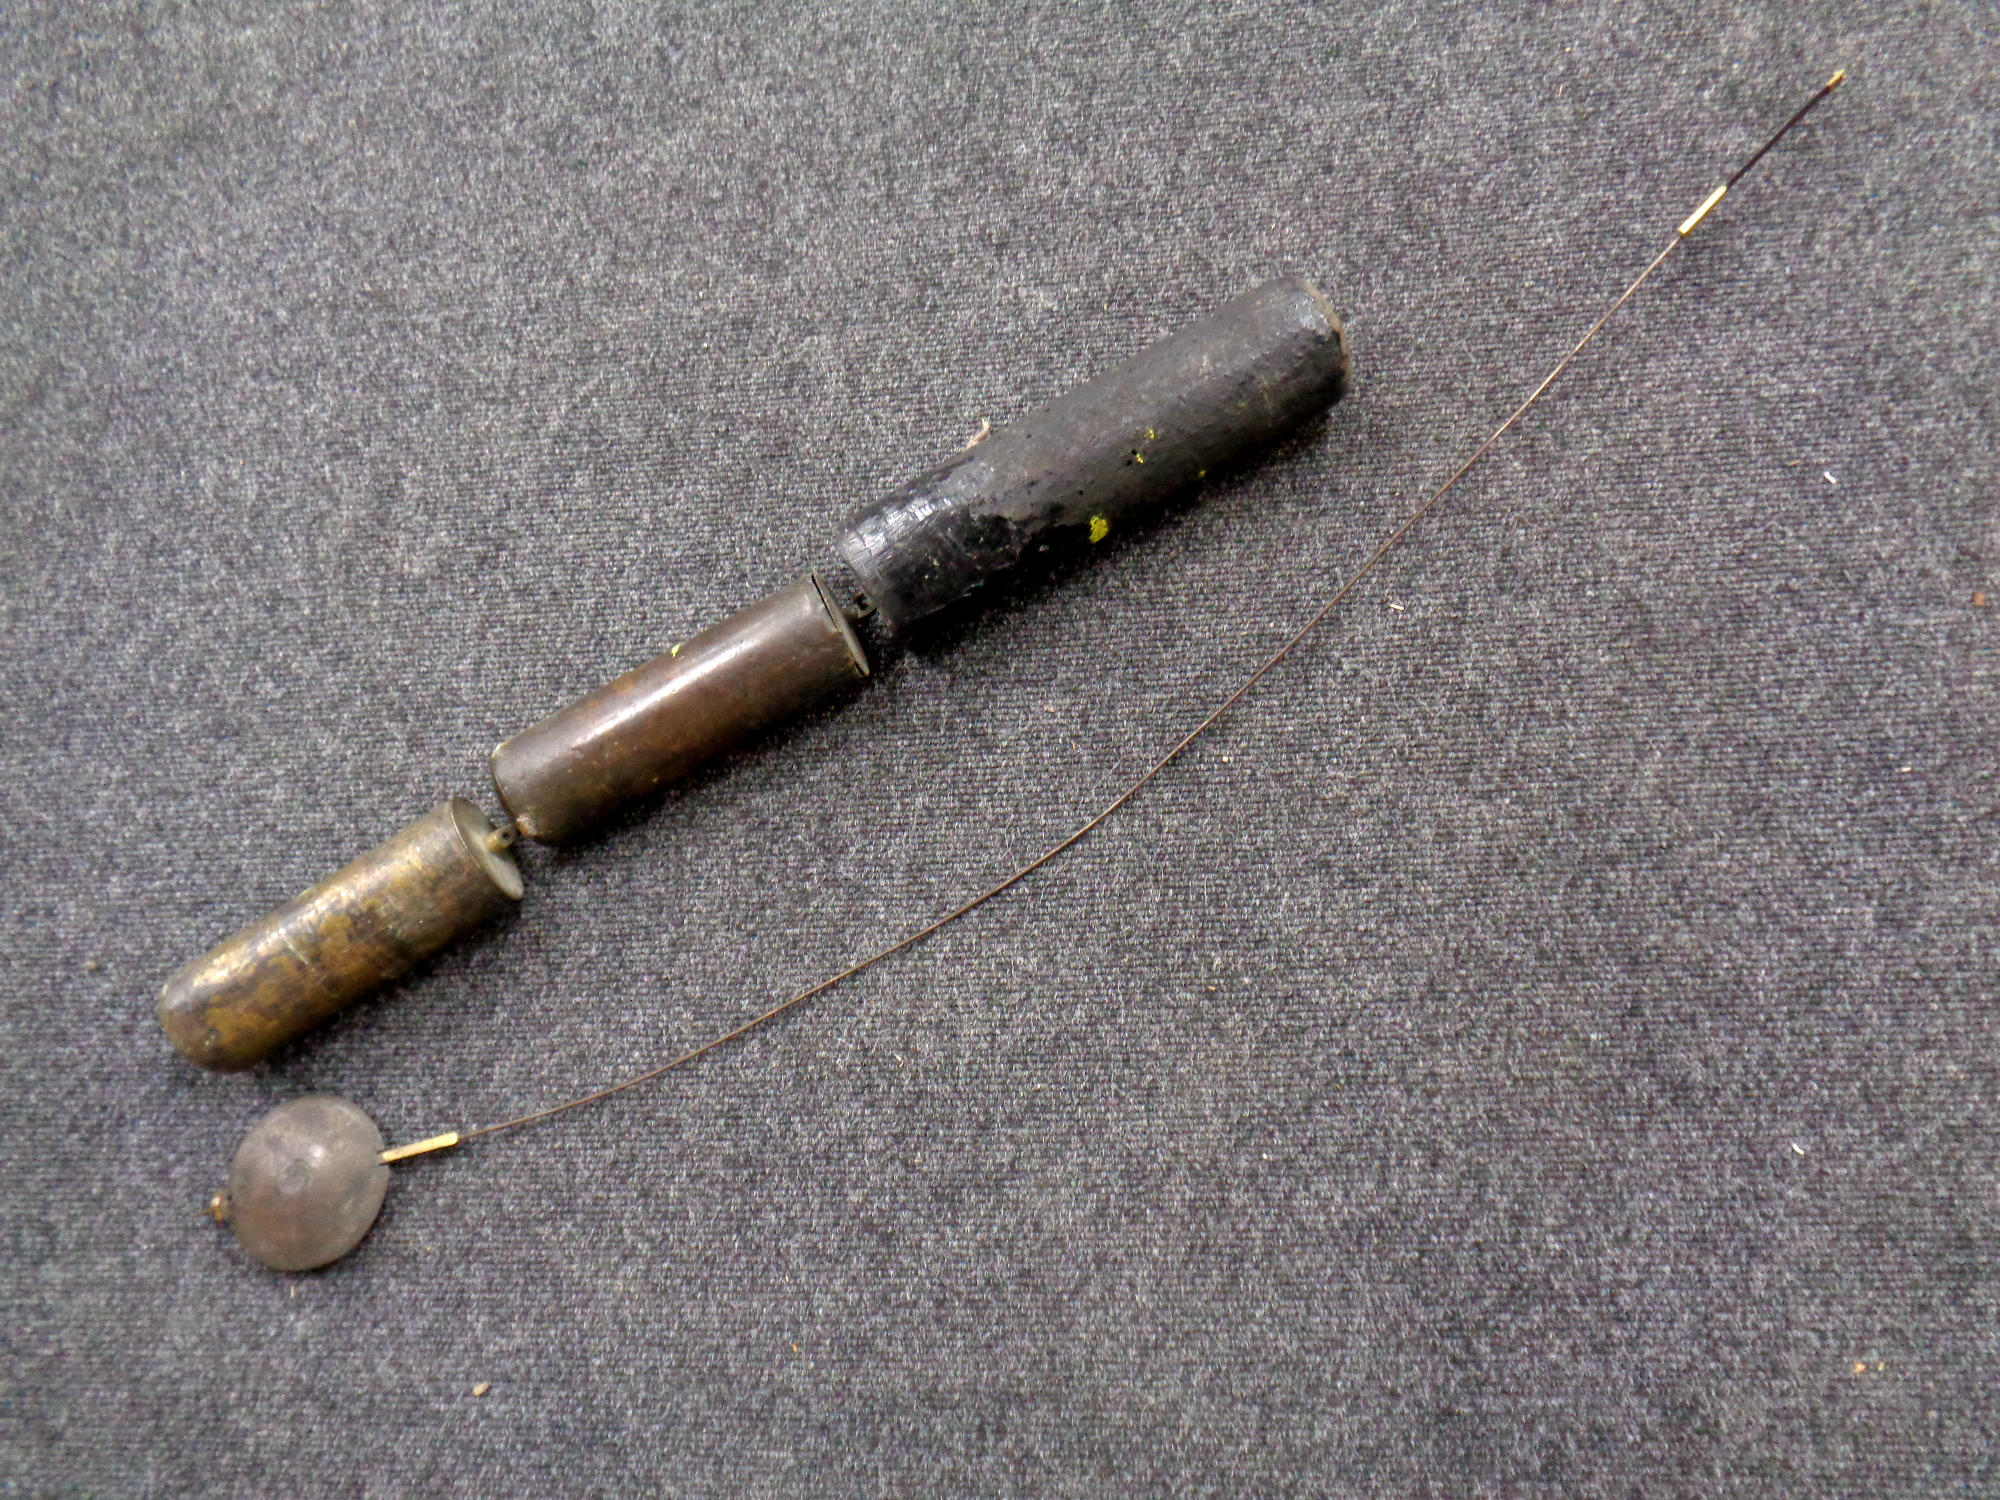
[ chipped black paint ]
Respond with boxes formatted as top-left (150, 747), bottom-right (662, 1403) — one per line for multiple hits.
top-left (833, 276), bottom-right (1349, 629)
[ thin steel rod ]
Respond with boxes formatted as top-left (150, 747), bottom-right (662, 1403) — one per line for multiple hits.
top-left (1728, 69), bottom-right (1845, 189)
top-left (424, 69), bottom-right (1846, 1157)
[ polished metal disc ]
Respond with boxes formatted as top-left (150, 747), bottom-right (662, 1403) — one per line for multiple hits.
top-left (220, 1095), bottom-right (389, 1271)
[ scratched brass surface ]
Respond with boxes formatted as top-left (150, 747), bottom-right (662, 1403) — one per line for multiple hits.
top-left (156, 798), bottom-right (522, 1070)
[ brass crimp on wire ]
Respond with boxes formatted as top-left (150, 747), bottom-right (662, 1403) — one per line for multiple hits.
top-left (1677, 184), bottom-right (1729, 236)
top-left (380, 1131), bottom-right (461, 1164)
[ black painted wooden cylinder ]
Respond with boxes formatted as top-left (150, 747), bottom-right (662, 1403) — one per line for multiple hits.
top-left (832, 276), bottom-right (1348, 629)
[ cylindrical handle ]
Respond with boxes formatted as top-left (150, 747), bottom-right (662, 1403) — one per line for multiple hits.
top-left (832, 275), bottom-right (1348, 629)
top-left (156, 282), bottom-right (1350, 1072)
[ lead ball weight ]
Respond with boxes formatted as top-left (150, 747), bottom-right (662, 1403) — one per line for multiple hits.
top-left (219, 1096), bottom-right (390, 1271)
top-left (158, 798), bottom-right (524, 1071)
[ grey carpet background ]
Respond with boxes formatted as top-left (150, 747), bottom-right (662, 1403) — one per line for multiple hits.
top-left (3, 2), bottom-right (1996, 1494)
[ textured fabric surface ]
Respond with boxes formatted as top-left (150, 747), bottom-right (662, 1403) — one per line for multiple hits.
top-left (3, 3), bottom-right (1996, 1494)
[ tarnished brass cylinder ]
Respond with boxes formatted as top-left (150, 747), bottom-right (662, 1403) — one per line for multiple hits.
top-left (158, 798), bottom-right (524, 1071)
top-left (491, 573), bottom-right (869, 844)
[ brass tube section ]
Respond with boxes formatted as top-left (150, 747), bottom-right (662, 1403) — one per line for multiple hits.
top-left (158, 798), bottom-right (524, 1071)
top-left (491, 573), bottom-right (869, 845)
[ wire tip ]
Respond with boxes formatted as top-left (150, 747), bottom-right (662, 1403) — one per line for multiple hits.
top-left (1827, 68), bottom-right (1847, 89)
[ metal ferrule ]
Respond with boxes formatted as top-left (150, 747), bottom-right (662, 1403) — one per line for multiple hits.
top-left (490, 573), bottom-right (869, 845)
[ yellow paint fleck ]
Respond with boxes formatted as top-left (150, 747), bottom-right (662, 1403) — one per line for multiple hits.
top-left (1852, 1362), bottom-right (1868, 1375)
top-left (1146, 428), bottom-right (1156, 440)
top-left (669, 642), bottom-right (682, 658)
top-left (472, 1381), bottom-right (491, 1397)
top-left (1088, 516), bottom-right (1110, 544)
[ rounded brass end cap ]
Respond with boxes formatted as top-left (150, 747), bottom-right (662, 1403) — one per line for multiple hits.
top-left (157, 959), bottom-right (253, 1072)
